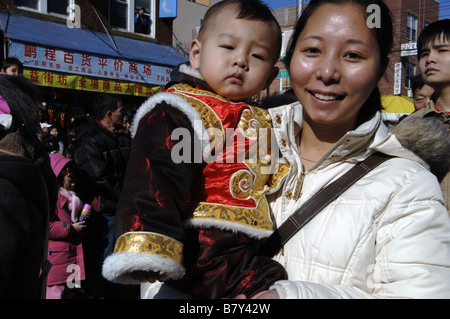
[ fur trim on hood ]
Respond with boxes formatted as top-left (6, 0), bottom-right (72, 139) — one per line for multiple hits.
top-left (392, 116), bottom-right (450, 182)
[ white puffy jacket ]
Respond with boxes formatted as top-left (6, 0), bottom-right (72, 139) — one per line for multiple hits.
top-left (267, 102), bottom-right (450, 299)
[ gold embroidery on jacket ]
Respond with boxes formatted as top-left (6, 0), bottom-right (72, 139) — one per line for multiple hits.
top-left (168, 83), bottom-right (290, 232)
top-left (114, 232), bottom-right (183, 264)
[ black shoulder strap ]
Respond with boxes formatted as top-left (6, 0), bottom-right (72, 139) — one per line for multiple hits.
top-left (259, 152), bottom-right (392, 257)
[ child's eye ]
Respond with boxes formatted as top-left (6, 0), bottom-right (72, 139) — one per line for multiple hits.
top-left (221, 45), bottom-right (234, 50)
top-left (252, 54), bottom-right (265, 60)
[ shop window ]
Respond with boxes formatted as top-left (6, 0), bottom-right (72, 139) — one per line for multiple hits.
top-left (407, 14), bottom-right (417, 42)
top-left (108, 0), bottom-right (155, 38)
top-left (110, 0), bottom-right (128, 30)
top-left (13, 0), bottom-right (72, 16)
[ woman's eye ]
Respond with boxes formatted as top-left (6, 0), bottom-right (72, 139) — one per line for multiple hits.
top-left (345, 52), bottom-right (362, 60)
top-left (304, 48), bottom-right (320, 55)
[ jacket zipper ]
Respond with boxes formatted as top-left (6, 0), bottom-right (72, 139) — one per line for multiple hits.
top-left (292, 171), bottom-right (306, 200)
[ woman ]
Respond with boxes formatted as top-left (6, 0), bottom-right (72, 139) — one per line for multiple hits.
top-left (245, 0), bottom-right (450, 298)
top-left (0, 75), bottom-right (58, 298)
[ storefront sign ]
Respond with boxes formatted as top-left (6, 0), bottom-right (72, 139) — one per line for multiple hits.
top-left (393, 62), bottom-right (402, 95)
top-left (23, 69), bottom-right (162, 97)
top-left (160, 0), bottom-right (177, 18)
top-left (10, 41), bottom-right (173, 86)
top-left (400, 42), bottom-right (417, 57)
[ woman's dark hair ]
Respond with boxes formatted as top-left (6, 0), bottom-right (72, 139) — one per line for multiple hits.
top-left (417, 19), bottom-right (450, 56)
top-left (284, 0), bottom-right (394, 124)
top-left (0, 75), bottom-right (41, 146)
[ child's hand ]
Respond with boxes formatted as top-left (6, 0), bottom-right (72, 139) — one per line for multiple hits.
top-left (71, 221), bottom-right (87, 233)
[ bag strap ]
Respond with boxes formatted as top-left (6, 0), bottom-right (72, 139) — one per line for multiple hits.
top-left (259, 152), bottom-right (392, 257)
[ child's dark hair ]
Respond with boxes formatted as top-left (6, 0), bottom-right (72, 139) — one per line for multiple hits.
top-left (198, 0), bottom-right (282, 62)
top-left (57, 161), bottom-right (79, 186)
top-left (1, 57), bottom-right (24, 74)
top-left (418, 19), bottom-right (450, 57)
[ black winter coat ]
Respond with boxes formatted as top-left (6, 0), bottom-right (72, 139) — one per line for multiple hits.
top-left (74, 120), bottom-right (130, 215)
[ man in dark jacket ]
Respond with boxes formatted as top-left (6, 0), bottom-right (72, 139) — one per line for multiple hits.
top-left (73, 94), bottom-right (131, 298)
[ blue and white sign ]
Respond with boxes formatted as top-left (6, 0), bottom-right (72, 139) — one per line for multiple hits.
top-left (160, 0), bottom-right (177, 18)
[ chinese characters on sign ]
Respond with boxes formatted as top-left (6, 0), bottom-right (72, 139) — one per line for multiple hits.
top-left (23, 69), bottom-right (162, 97)
top-left (394, 62), bottom-right (402, 95)
top-left (11, 41), bottom-right (173, 86)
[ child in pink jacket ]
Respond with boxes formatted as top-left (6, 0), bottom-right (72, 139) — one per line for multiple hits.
top-left (47, 154), bottom-right (87, 299)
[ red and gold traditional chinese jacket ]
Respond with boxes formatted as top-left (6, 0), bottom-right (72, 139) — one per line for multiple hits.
top-left (103, 65), bottom-right (289, 298)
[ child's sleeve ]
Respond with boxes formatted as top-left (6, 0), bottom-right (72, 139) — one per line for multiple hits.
top-left (102, 103), bottom-right (200, 284)
top-left (192, 228), bottom-right (287, 299)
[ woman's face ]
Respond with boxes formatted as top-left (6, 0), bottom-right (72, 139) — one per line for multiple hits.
top-left (290, 3), bottom-right (381, 129)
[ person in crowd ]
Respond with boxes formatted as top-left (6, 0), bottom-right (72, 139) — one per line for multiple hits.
top-left (103, 0), bottom-right (289, 299)
top-left (134, 7), bottom-right (148, 34)
top-left (73, 94), bottom-right (132, 298)
top-left (0, 74), bottom-right (58, 298)
top-left (46, 154), bottom-right (86, 299)
top-left (48, 124), bottom-right (65, 155)
top-left (400, 19), bottom-right (450, 213)
top-left (412, 74), bottom-right (434, 111)
top-left (1, 57), bottom-right (23, 76)
top-left (237, 0), bottom-right (450, 299)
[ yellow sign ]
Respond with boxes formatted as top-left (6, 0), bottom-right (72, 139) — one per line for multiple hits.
top-left (23, 69), bottom-right (162, 97)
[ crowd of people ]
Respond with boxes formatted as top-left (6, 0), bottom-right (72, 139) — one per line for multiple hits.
top-left (0, 0), bottom-right (449, 300)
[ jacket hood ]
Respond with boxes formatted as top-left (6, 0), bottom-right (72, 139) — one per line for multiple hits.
top-left (392, 116), bottom-right (450, 182)
top-left (49, 153), bottom-right (72, 178)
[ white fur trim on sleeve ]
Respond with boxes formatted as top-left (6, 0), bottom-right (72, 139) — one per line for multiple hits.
top-left (102, 252), bottom-right (185, 285)
top-left (131, 92), bottom-right (211, 154)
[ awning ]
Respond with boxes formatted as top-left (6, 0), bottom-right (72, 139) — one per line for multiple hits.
top-left (380, 95), bottom-right (414, 122)
top-left (381, 95), bottom-right (415, 114)
top-left (0, 13), bottom-right (187, 67)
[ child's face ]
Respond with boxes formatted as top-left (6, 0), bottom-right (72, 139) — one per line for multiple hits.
top-left (63, 174), bottom-right (78, 192)
top-left (190, 5), bottom-right (279, 101)
top-left (4, 65), bottom-right (21, 76)
top-left (419, 35), bottom-right (450, 92)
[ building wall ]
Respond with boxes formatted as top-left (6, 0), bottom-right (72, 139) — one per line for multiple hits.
top-left (380, 0), bottom-right (439, 97)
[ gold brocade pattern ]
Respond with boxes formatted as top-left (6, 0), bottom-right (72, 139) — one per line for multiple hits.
top-left (114, 232), bottom-right (183, 264)
top-left (194, 197), bottom-right (273, 231)
top-left (169, 83), bottom-right (224, 144)
top-left (167, 83), bottom-right (290, 232)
